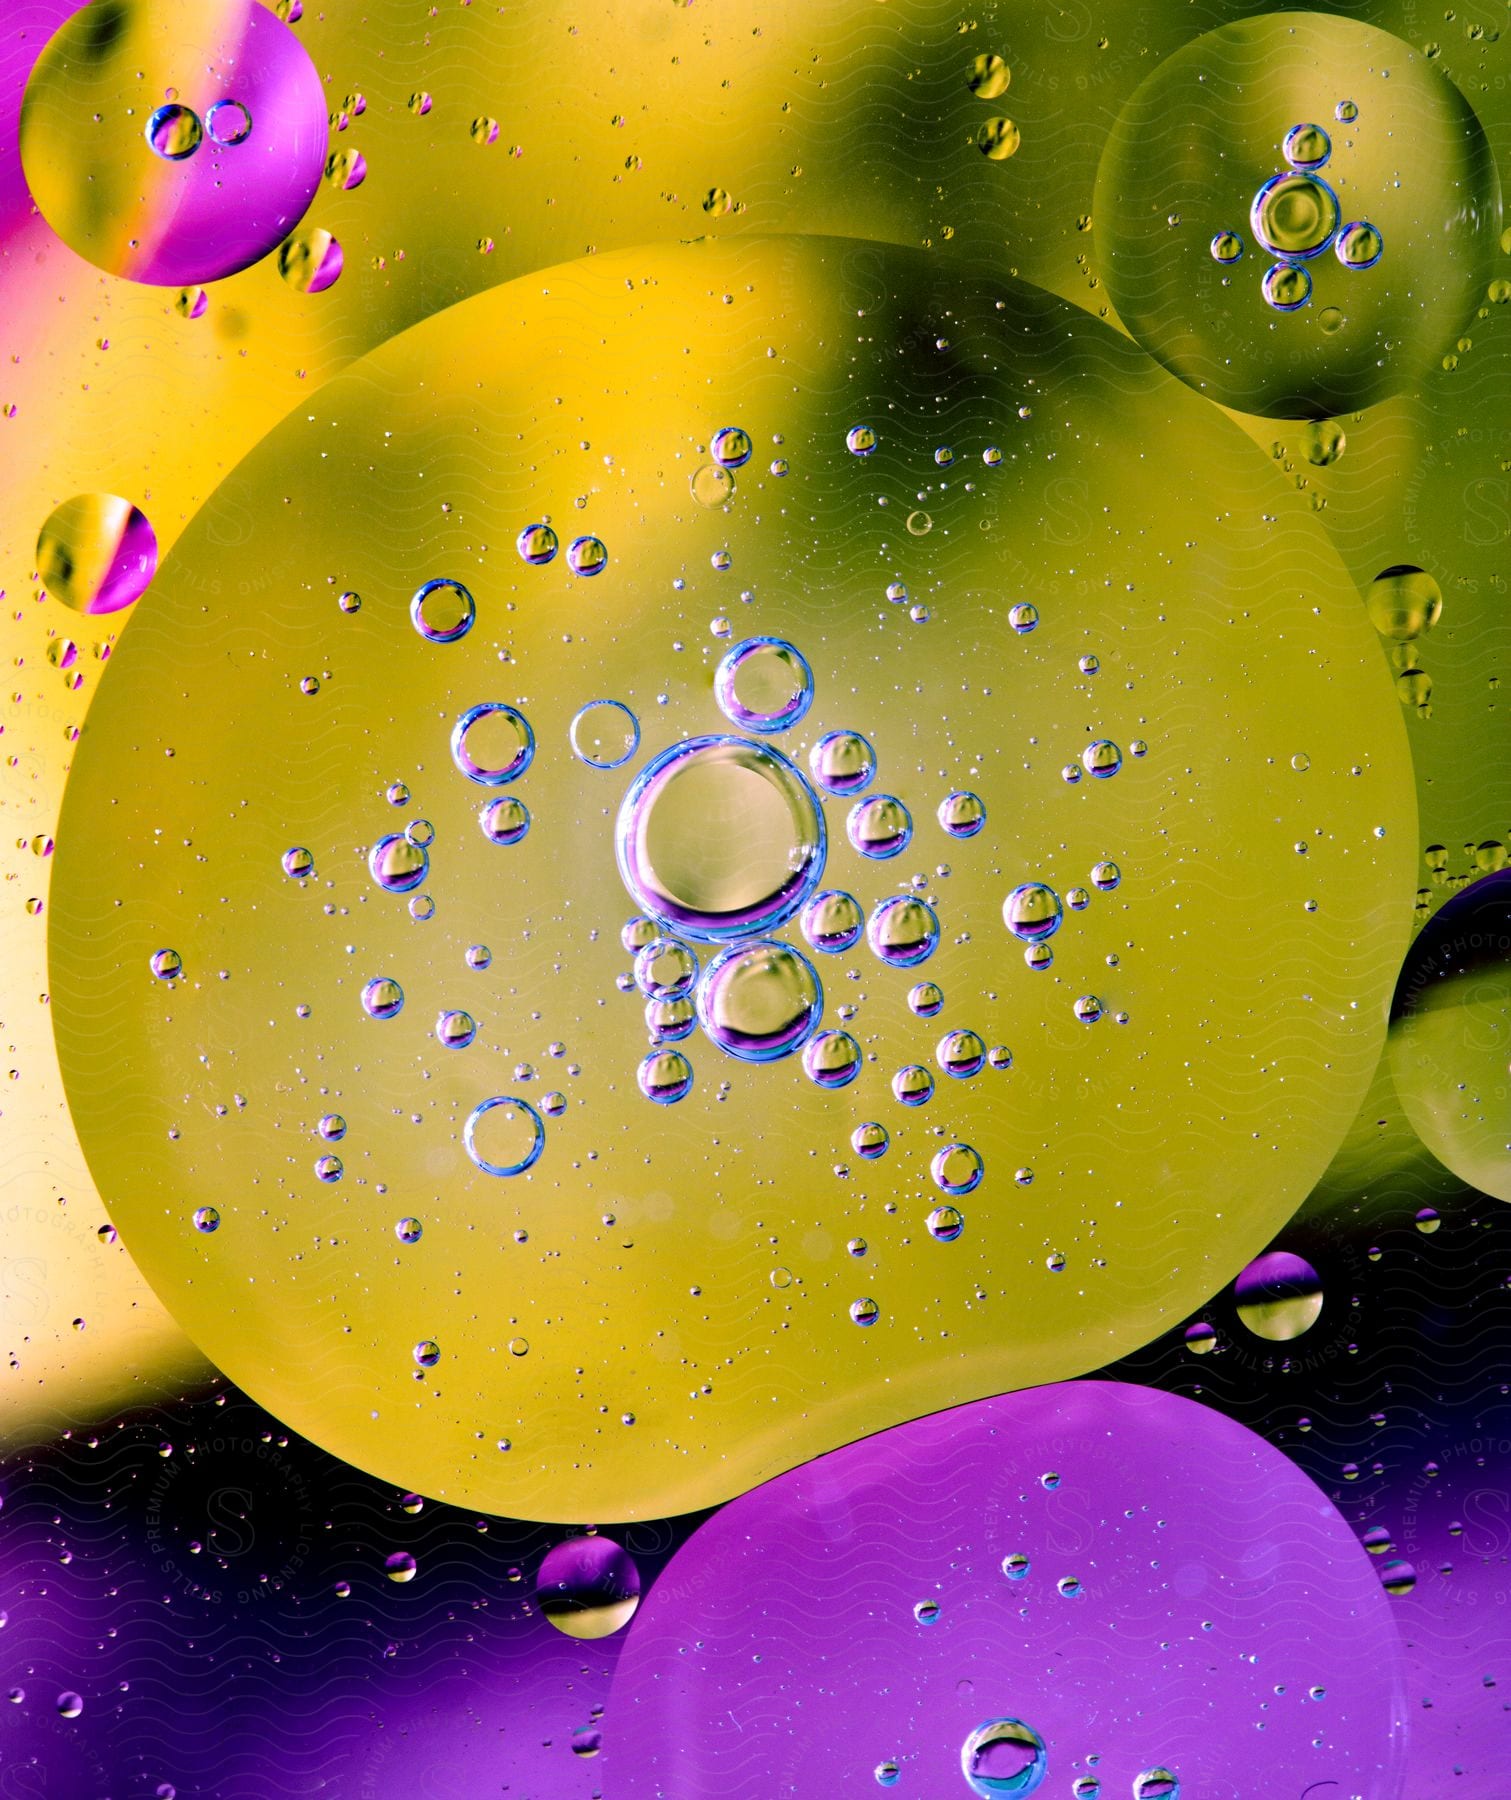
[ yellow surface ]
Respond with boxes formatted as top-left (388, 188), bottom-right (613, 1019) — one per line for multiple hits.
top-left (49, 237), bottom-right (1414, 1519)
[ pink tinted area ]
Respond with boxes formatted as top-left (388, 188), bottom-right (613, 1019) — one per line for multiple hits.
top-left (304, 232), bottom-right (342, 293)
top-left (19, 0), bottom-right (326, 286)
top-left (89, 502), bottom-right (157, 613)
top-left (608, 1382), bottom-right (1409, 1800)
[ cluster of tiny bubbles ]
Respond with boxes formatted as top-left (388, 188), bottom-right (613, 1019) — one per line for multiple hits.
top-left (1081, 740), bottom-right (1122, 780)
top-left (1073, 994), bottom-right (1105, 1024)
top-left (938, 789), bottom-right (986, 837)
top-left (696, 939), bottom-right (824, 1063)
top-left (451, 702), bottom-right (535, 784)
top-left (1008, 603), bottom-right (1039, 634)
top-left (410, 577), bottom-right (475, 644)
top-left (464, 1095), bottom-right (546, 1173)
top-left (637, 1049), bottom-right (694, 1104)
top-left (846, 424), bottom-right (878, 456)
top-left (516, 522), bottom-right (559, 565)
top-left (867, 895), bottom-right (940, 968)
top-left (937, 1028), bottom-right (987, 1078)
top-left (809, 728), bottom-right (877, 796)
top-left (800, 889), bottom-right (864, 954)
top-left (852, 1120), bottom-right (889, 1159)
top-left (465, 943), bottom-right (492, 970)
top-left (615, 734), bottom-right (827, 941)
top-left (802, 1028), bottom-right (862, 1088)
top-left (714, 637), bottom-right (814, 734)
top-left (634, 937), bottom-right (699, 1002)
top-left (1001, 1552), bottom-right (1030, 1580)
top-left (908, 981), bottom-right (944, 1018)
top-left (369, 832), bottom-right (428, 894)
top-left (931, 1142), bottom-right (984, 1196)
top-left (892, 1063), bottom-right (935, 1106)
top-left (146, 102), bottom-right (203, 160)
top-left (480, 795), bottom-right (530, 846)
top-left (1090, 860), bottom-right (1121, 891)
top-left (361, 977), bottom-right (404, 1020)
top-left (1133, 1773), bottom-right (1179, 1800)
top-left (960, 1718), bottom-right (1048, 1796)
top-left (710, 426), bottom-right (753, 468)
top-left (848, 794), bottom-right (913, 860)
top-left (436, 1009), bottom-right (477, 1050)
top-left (927, 1203), bottom-right (964, 1241)
top-left (192, 1205), bottom-right (220, 1233)
top-left (395, 1217), bottom-right (423, 1243)
top-left (413, 1340), bottom-right (441, 1369)
top-left (570, 699), bottom-right (640, 769)
top-left (849, 1297), bottom-right (880, 1326)
top-left (150, 948), bottom-right (183, 981)
top-left (566, 535), bottom-right (609, 577)
top-left (1003, 882), bottom-right (1063, 943)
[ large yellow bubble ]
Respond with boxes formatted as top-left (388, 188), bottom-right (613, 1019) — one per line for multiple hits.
top-left (50, 239), bottom-right (1415, 1521)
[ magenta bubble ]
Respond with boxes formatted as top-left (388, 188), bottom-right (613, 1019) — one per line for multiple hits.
top-left (609, 1383), bottom-right (1406, 1799)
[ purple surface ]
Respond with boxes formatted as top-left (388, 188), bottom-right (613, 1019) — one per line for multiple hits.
top-left (608, 1381), bottom-right (1410, 1799)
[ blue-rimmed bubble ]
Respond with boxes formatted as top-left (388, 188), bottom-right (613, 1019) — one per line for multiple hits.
top-left (1008, 603), bottom-right (1039, 634)
top-left (451, 702), bottom-right (535, 785)
top-left (205, 98), bottom-right (253, 146)
top-left (696, 939), bottom-right (823, 1063)
top-left (960, 1718), bottom-right (1048, 1796)
top-left (463, 1095), bottom-right (545, 1175)
top-left (634, 937), bottom-right (699, 1002)
top-left (361, 976), bottom-right (404, 1020)
top-left (711, 426), bottom-right (753, 469)
top-left (714, 637), bottom-right (814, 734)
top-left (567, 534), bottom-right (608, 577)
top-left (410, 578), bottom-right (476, 644)
top-left (1082, 739), bottom-right (1122, 780)
top-left (847, 794), bottom-right (912, 860)
top-left (932, 1142), bottom-right (983, 1197)
top-left (937, 1028), bottom-right (987, 1078)
top-left (867, 895), bottom-right (939, 968)
top-left (1262, 262), bottom-right (1313, 311)
top-left (808, 729), bottom-right (876, 797)
top-left (615, 734), bottom-right (826, 942)
top-left (1283, 122), bottom-right (1331, 170)
top-left (802, 1029), bottom-right (861, 1088)
top-left (479, 795), bottom-right (531, 845)
top-left (846, 424), bottom-right (877, 456)
top-left (436, 1009), bottom-right (477, 1049)
top-left (892, 1064), bottom-right (935, 1106)
top-left (852, 1121), bottom-right (889, 1160)
top-left (146, 102), bottom-right (201, 160)
top-left (1250, 171), bottom-right (1339, 261)
top-left (638, 1049), bottom-right (693, 1104)
top-left (1336, 220), bottom-right (1384, 271)
top-left (1003, 882), bottom-right (1063, 943)
top-left (517, 523), bottom-right (558, 565)
top-left (571, 699), bottom-right (640, 769)
top-left (1210, 230), bottom-right (1244, 264)
top-left (938, 790), bottom-right (986, 837)
top-left (369, 832), bottom-right (429, 893)
top-left (800, 889), bottom-right (864, 954)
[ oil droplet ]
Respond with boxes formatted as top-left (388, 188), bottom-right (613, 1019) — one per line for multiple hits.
top-left (1234, 1250), bottom-right (1323, 1340)
top-left (801, 889), bottom-right (864, 954)
top-left (714, 638), bottom-right (814, 734)
top-left (960, 1718), bottom-right (1047, 1795)
top-left (410, 577), bottom-right (475, 644)
top-left (451, 703), bottom-right (535, 785)
top-left (464, 1096), bottom-right (545, 1172)
top-left (848, 794), bottom-right (913, 860)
